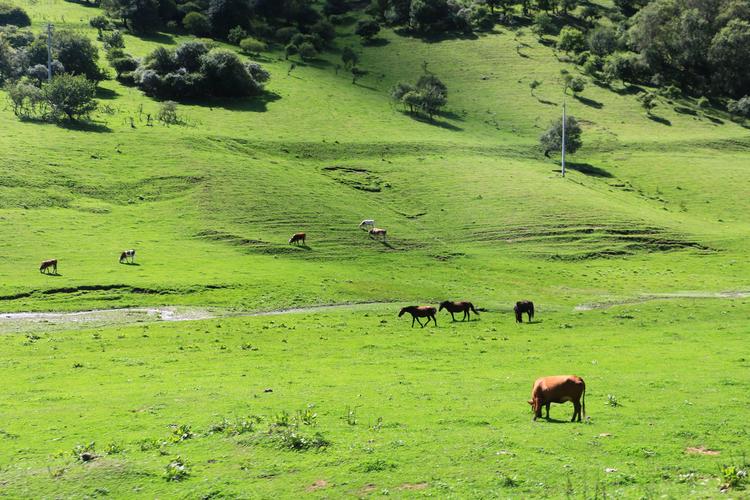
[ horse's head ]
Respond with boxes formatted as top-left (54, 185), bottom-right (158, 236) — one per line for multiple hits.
top-left (398, 307), bottom-right (408, 317)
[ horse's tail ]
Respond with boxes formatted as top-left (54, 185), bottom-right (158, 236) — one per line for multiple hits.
top-left (530, 302), bottom-right (535, 320)
top-left (514, 305), bottom-right (521, 322)
top-left (470, 303), bottom-right (479, 315)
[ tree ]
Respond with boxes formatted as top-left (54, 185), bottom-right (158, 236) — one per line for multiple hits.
top-left (89, 15), bottom-right (112, 32)
top-left (111, 55), bottom-right (138, 77)
top-left (708, 19), bottom-right (750, 98)
top-left (298, 41), bottom-right (318, 60)
top-left (199, 48), bottom-right (265, 97)
top-left (587, 25), bottom-right (616, 56)
top-left (532, 12), bottom-right (556, 38)
top-left (638, 90), bottom-right (657, 115)
top-left (183, 12), bottom-right (211, 36)
top-left (391, 73), bottom-right (448, 119)
top-left (324, 0), bottom-right (348, 16)
top-left (529, 79), bottom-right (541, 95)
top-left (5, 79), bottom-right (45, 117)
top-left (102, 0), bottom-right (161, 33)
top-left (207, 0), bottom-right (251, 38)
top-left (557, 26), bottom-right (586, 53)
top-left (239, 37), bottom-right (266, 56)
top-left (540, 115), bottom-right (582, 157)
top-left (341, 46), bottom-right (359, 69)
top-left (34, 30), bottom-right (106, 82)
top-left (227, 26), bottom-right (247, 45)
top-left (43, 74), bottom-right (98, 121)
top-left (568, 75), bottom-right (586, 95)
top-left (727, 95), bottom-right (750, 119)
top-left (614, 0), bottom-right (647, 17)
top-left (409, 0), bottom-right (452, 33)
top-left (355, 19), bottom-right (381, 42)
top-left (0, 3), bottom-right (31, 27)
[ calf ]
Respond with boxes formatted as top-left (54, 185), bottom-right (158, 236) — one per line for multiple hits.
top-left (289, 232), bottom-right (306, 245)
top-left (39, 259), bottom-right (57, 274)
top-left (528, 375), bottom-right (585, 422)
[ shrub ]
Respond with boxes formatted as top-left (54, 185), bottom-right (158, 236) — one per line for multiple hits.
top-left (355, 19), bottom-right (381, 41)
top-left (164, 456), bottom-right (190, 481)
top-left (275, 26), bottom-right (299, 43)
top-left (47, 30), bottom-right (106, 82)
top-left (5, 79), bottom-right (45, 117)
top-left (298, 41), bottom-right (318, 60)
top-left (89, 15), bottom-right (112, 32)
top-left (44, 74), bottom-right (97, 121)
top-left (540, 115), bottom-right (583, 157)
top-left (311, 19), bottom-right (335, 45)
top-left (0, 3), bottom-right (30, 27)
top-left (341, 46), bottom-right (358, 69)
top-left (111, 56), bottom-right (138, 77)
top-left (183, 12), bottom-right (210, 36)
top-left (728, 95), bottom-right (750, 118)
top-left (587, 25), bottom-right (617, 56)
top-left (697, 96), bottom-right (710, 108)
top-left (532, 12), bottom-right (556, 38)
top-left (239, 37), bottom-right (266, 55)
top-left (101, 30), bottom-right (125, 50)
top-left (227, 25), bottom-right (247, 45)
top-left (174, 40), bottom-right (208, 72)
top-left (200, 48), bottom-right (264, 96)
top-left (568, 75), bottom-right (586, 94)
top-left (392, 73), bottom-right (448, 119)
top-left (557, 26), bottom-right (586, 53)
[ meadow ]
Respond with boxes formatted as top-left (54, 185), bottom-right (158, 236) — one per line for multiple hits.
top-left (0, 0), bottom-right (749, 496)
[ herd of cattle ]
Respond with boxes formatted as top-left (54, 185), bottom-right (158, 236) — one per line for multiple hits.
top-left (36, 223), bottom-right (584, 422)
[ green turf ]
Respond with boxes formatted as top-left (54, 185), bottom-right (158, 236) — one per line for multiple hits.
top-left (1, 0), bottom-right (749, 496)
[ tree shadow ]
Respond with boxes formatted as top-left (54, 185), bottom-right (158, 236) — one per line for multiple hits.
top-left (611, 84), bottom-right (643, 95)
top-left (440, 109), bottom-right (465, 122)
top-left (706, 115), bottom-right (724, 125)
top-left (674, 106), bottom-right (697, 116)
top-left (393, 27), bottom-right (478, 43)
top-left (535, 97), bottom-right (556, 106)
top-left (63, 0), bottom-right (98, 7)
top-left (363, 38), bottom-right (389, 47)
top-left (136, 32), bottom-right (176, 46)
top-left (190, 91), bottom-right (281, 112)
top-left (574, 94), bottom-right (603, 109)
top-left (96, 87), bottom-right (119, 100)
top-left (566, 161), bottom-right (613, 178)
top-left (647, 114), bottom-right (672, 126)
top-left (58, 120), bottom-right (113, 133)
top-left (403, 112), bottom-right (463, 131)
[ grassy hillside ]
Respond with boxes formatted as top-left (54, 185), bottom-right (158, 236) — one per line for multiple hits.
top-left (1, 0), bottom-right (749, 497)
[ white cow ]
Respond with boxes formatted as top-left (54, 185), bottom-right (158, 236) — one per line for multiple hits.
top-left (359, 219), bottom-right (375, 230)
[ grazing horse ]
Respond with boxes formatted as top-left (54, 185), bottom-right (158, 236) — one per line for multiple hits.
top-left (528, 375), bottom-right (586, 422)
top-left (119, 249), bottom-right (136, 264)
top-left (359, 219), bottom-right (375, 230)
top-left (289, 232), bottom-right (306, 245)
top-left (398, 306), bottom-right (437, 328)
top-left (369, 228), bottom-right (387, 242)
top-left (514, 300), bottom-right (535, 323)
top-left (439, 301), bottom-right (480, 321)
top-left (39, 259), bottom-right (57, 274)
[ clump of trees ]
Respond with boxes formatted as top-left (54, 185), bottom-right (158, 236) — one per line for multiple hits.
top-left (391, 73), bottom-right (448, 119)
top-left (0, 2), bottom-right (30, 27)
top-left (540, 115), bottom-right (582, 157)
top-left (131, 40), bottom-right (270, 99)
top-left (7, 74), bottom-right (97, 121)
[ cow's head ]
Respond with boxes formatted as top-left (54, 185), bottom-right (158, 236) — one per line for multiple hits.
top-left (528, 399), bottom-right (540, 414)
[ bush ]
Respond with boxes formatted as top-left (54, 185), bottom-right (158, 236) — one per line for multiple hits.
top-left (311, 20), bottom-right (335, 45)
top-left (275, 26), bottom-right (299, 44)
top-left (174, 40), bottom-right (208, 72)
top-left (557, 26), bottom-right (586, 53)
top-left (587, 25), bottom-right (617, 56)
top-left (298, 41), bottom-right (318, 60)
top-left (392, 73), bottom-right (448, 119)
top-left (540, 116), bottom-right (582, 157)
top-left (101, 30), bottom-right (125, 50)
top-left (239, 37), bottom-right (266, 55)
top-left (0, 3), bottom-right (30, 27)
top-left (89, 15), bottom-right (112, 32)
top-left (728, 95), bottom-right (750, 117)
top-left (199, 48), bottom-right (265, 96)
top-left (111, 56), bottom-right (138, 77)
top-left (43, 74), bottom-right (98, 121)
top-left (532, 12), bottom-right (556, 38)
top-left (227, 25), bottom-right (247, 45)
top-left (355, 19), bottom-right (380, 41)
top-left (164, 456), bottom-right (190, 481)
top-left (183, 12), bottom-right (210, 36)
top-left (5, 79), bottom-right (45, 117)
top-left (568, 75), bottom-right (586, 94)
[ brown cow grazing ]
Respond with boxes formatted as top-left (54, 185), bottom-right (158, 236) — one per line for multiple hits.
top-left (514, 300), bottom-right (534, 323)
top-left (39, 259), bottom-right (58, 274)
top-left (528, 375), bottom-right (586, 422)
top-left (289, 232), bottom-right (306, 245)
top-left (439, 301), bottom-right (480, 321)
top-left (398, 305), bottom-right (437, 328)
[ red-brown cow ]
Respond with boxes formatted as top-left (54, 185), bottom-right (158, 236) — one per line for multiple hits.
top-left (528, 375), bottom-right (586, 422)
top-left (289, 232), bottom-right (306, 245)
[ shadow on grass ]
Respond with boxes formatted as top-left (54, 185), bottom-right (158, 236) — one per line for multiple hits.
top-left (136, 32), bottom-right (177, 45)
top-left (63, 0), bottom-right (98, 7)
top-left (611, 84), bottom-right (643, 96)
top-left (674, 106), bottom-right (697, 116)
top-left (96, 87), bottom-right (119, 100)
top-left (58, 120), bottom-right (113, 133)
top-left (707, 115), bottom-right (725, 125)
top-left (292, 244), bottom-right (312, 251)
top-left (574, 94), bottom-right (603, 109)
top-left (647, 114), bottom-right (672, 126)
top-left (401, 111), bottom-right (463, 131)
top-left (363, 38), bottom-right (389, 47)
top-left (120, 262), bottom-right (141, 266)
top-left (191, 91), bottom-right (282, 112)
top-left (393, 27), bottom-right (478, 43)
top-left (535, 97), bottom-right (556, 106)
top-left (42, 272), bottom-right (62, 277)
top-left (566, 161), bottom-right (613, 178)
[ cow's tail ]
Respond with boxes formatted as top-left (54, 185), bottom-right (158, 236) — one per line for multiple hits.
top-left (470, 303), bottom-right (479, 315)
top-left (530, 302), bottom-right (535, 320)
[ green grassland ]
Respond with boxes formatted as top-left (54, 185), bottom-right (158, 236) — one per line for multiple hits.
top-left (1, 0), bottom-right (749, 496)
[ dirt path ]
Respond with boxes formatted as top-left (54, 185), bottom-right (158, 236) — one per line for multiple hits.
top-left (574, 290), bottom-right (750, 311)
top-left (0, 302), bottom-right (394, 334)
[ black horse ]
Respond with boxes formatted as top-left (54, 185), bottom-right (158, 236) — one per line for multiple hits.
top-left (514, 301), bottom-right (535, 323)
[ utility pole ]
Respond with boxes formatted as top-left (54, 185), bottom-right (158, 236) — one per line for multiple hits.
top-left (561, 97), bottom-right (566, 177)
top-left (46, 23), bottom-right (53, 81)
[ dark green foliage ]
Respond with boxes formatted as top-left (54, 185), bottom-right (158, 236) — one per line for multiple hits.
top-left (557, 26), bottom-right (586, 53)
top-left (297, 41), bottom-right (318, 60)
top-left (355, 19), bottom-right (381, 41)
top-left (239, 37), bottom-right (266, 55)
top-left (532, 12), bottom-right (556, 38)
top-left (708, 19), bottom-right (750, 97)
top-left (111, 55), bottom-right (138, 77)
top-left (183, 11), bottom-right (210, 36)
top-left (311, 20), bottom-right (335, 45)
top-left (540, 115), bottom-right (582, 157)
top-left (392, 73), bottom-right (448, 119)
top-left (324, 0), bottom-right (349, 16)
top-left (638, 91), bottom-right (657, 115)
top-left (341, 46), bottom-right (358, 69)
top-left (409, 0), bottom-right (452, 33)
top-left (587, 25), bottom-right (617, 56)
top-left (614, 0), bottom-right (647, 17)
top-left (89, 15), bottom-right (113, 32)
top-left (0, 3), bottom-right (30, 27)
top-left (43, 74), bottom-right (98, 121)
top-left (207, 0), bottom-right (251, 37)
top-left (30, 30), bottom-right (106, 82)
top-left (727, 95), bottom-right (750, 118)
top-left (227, 25), bottom-right (247, 45)
top-left (102, 0), bottom-right (161, 33)
top-left (175, 40), bottom-right (208, 71)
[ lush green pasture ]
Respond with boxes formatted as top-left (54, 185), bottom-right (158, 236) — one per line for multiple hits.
top-left (1, 300), bottom-right (749, 498)
top-left (1, 0), bottom-right (750, 496)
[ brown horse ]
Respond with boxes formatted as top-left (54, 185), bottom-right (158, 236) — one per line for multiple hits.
top-left (369, 228), bottom-right (387, 242)
top-left (439, 301), bottom-right (480, 321)
top-left (39, 259), bottom-right (58, 274)
top-left (289, 232), bottom-right (306, 245)
top-left (514, 301), bottom-right (535, 323)
top-left (398, 305), bottom-right (437, 328)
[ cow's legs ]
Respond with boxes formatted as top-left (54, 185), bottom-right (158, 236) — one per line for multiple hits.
top-left (432, 315), bottom-right (437, 327)
top-left (545, 403), bottom-right (551, 419)
top-left (450, 312), bottom-right (455, 321)
top-left (411, 316), bottom-right (416, 328)
top-left (572, 401), bottom-right (582, 422)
